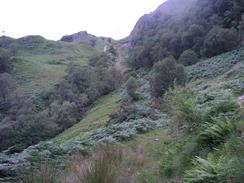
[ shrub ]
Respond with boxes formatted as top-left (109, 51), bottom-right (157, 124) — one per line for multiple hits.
top-left (184, 156), bottom-right (224, 183)
top-left (108, 101), bottom-right (137, 125)
top-left (49, 101), bottom-right (79, 130)
top-left (160, 137), bottom-right (199, 179)
top-left (199, 116), bottom-right (236, 146)
top-left (166, 86), bottom-right (202, 131)
top-left (184, 151), bottom-right (244, 183)
top-left (150, 56), bottom-right (185, 97)
top-left (240, 14), bottom-right (244, 40)
top-left (203, 26), bottom-right (239, 57)
top-left (0, 73), bottom-right (16, 104)
top-left (178, 50), bottom-right (199, 66)
top-left (176, 64), bottom-right (186, 86)
top-left (205, 99), bottom-right (239, 120)
top-left (0, 49), bottom-right (13, 73)
top-left (126, 76), bottom-right (138, 100)
top-left (89, 53), bottom-right (114, 68)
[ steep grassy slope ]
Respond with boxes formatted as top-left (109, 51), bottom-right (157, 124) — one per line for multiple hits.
top-left (0, 92), bottom-right (120, 181)
top-left (80, 47), bottom-right (243, 183)
top-left (0, 69), bottom-right (170, 181)
top-left (0, 35), bottom-right (104, 93)
top-left (40, 47), bottom-right (244, 182)
top-left (121, 47), bottom-right (244, 183)
top-left (54, 92), bottom-right (120, 144)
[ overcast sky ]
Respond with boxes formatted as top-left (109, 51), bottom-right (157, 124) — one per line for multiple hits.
top-left (0, 0), bottom-right (166, 40)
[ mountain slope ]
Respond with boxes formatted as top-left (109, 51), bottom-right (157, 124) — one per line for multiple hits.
top-left (0, 0), bottom-right (244, 182)
top-left (129, 0), bottom-right (244, 68)
top-left (1, 44), bottom-right (243, 183)
top-left (0, 33), bottom-right (120, 155)
top-left (0, 35), bottom-right (103, 93)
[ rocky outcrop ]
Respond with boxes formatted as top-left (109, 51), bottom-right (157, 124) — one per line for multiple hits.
top-left (60, 31), bottom-right (99, 47)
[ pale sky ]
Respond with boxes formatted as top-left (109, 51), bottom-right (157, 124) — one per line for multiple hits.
top-left (0, 0), bottom-right (166, 40)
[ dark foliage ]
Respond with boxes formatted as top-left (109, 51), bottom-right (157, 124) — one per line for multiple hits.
top-left (203, 26), bottom-right (239, 57)
top-left (0, 94), bottom-right (56, 152)
top-left (0, 73), bottom-right (16, 104)
top-left (178, 49), bottom-right (199, 66)
top-left (0, 49), bottom-right (13, 73)
top-left (129, 0), bottom-right (244, 68)
top-left (0, 53), bottom-right (123, 152)
top-left (89, 53), bottom-right (114, 68)
top-left (126, 77), bottom-right (138, 100)
top-left (150, 56), bottom-right (186, 97)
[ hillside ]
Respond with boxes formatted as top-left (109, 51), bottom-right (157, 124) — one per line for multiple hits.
top-left (1, 46), bottom-right (244, 182)
top-left (0, 33), bottom-right (122, 154)
top-left (129, 0), bottom-right (244, 68)
top-left (0, 35), bottom-right (106, 93)
top-left (0, 0), bottom-right (244, 182)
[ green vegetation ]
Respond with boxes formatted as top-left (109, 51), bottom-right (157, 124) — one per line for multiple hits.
top-left (1, 0), bottom-right (244, 182)
top-left (150, 56), bottom-right (185, 97)
top-left (0, 34), bottom-right (121, 153)
top-left (178, 50), bottom-right (199, 66)
top-left (126, 76), bottom-right (138, 100)
top-left (2, 43), bottom-right (243, 183)
top-left (129, 0), bottom-right (244, 68)
top-left (55, 92), bottom-right (119, 143)
top-left (12, 40), bottom-right (97, 93)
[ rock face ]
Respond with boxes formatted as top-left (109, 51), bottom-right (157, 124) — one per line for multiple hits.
top-left (129, 0), bottom-right (197, 42)
top-left (60, 31), bottom-right (92, 42)
top-left (60, 31), bottom-right (99, 47)
top-left (60, 31), bottom-right (114, 48)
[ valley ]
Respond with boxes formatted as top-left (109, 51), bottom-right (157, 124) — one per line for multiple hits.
top-left (0, 0), bottom-right (244, 182)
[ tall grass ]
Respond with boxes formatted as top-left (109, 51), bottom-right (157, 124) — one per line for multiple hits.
top-left (21, 145), bottom-right (123, 183)
top-left (70, 144), bottom-right (123, 183)
top-left (21, 160), bottom-right (60, 183)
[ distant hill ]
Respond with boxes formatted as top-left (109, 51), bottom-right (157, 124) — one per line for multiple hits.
top-left (60, 31), bottom-right (115, 51)
top-left (0, 34), bottom-right (108, 93)
top-left (129, 0), bottom-right (244, 68)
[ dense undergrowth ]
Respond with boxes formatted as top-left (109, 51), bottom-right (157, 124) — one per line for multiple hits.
top-left (1, 9), bottom-right (244, 182)
top-left (0, 46), bottom-right (241, 182)
top-left (0, 44), bottom-right (243, 182)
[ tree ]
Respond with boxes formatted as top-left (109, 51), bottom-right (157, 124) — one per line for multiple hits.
top-left (14, 112), bottom-right (56, 152)
top-left (0, 49), bottom-right (13, 73)
top-left (0, 73), bottom-right (16, 103)
top-left (150, 56), bottom-right (185, 97)
top-left (215, 0), bottom-right (232, 15)
top-left (126, 77), bottom-right (138, 100)
top-left (89, 53), bottom-right (113, 68)
top-left (203, 26), bottom-right (239, 57)
top-left (49, 101), bottom-right (78, 130)
top-left (240, 14), bottom-right (244, 43)
top-left (128, 0), bottom-right (244, 69)
top-left (178, 49), bottom-right (199, 66)
top-left (176, 64), bottom-right (186, 86)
